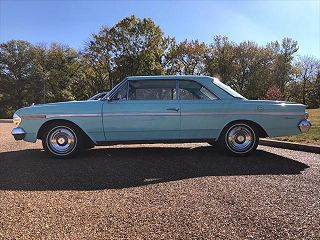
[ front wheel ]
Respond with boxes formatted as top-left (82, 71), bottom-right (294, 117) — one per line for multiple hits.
top-left (42, 123), bottom-right (81, 158)
top-left (219, 123), bottom-right (259, 156)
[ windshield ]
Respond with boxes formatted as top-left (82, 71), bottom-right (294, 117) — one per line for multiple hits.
top-left (88, 92), bottom-right (109, 100)
top-left (105, 79), bottom-right (127, 99)
top-left (212, 78), bottom-right (246, 99)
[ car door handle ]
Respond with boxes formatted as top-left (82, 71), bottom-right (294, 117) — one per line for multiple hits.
top-left (166, 108), bottom-right (180, 112)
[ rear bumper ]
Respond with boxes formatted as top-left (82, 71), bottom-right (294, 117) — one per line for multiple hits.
top-left (11, 127), bottom-right (26, 140)
top-left (298, 119), bottom-right (311, 133)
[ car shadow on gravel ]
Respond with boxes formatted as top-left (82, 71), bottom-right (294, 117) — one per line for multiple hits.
top-left (0, 146), bottom-right (309, 191)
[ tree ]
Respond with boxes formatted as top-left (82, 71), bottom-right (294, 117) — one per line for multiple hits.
top-left (205, 36), bottom-right (237, 84)
top-left (205, 36), bottom-right (274, 99)
top-left (81, 15), bottom-right (170, 95)
top-left (40, 43), bottom-right (80, 103)
top-left (1, 16), bottom-right (319, 118)
top-left (232, 41), bottom-right (274, 99)
top-left (164, 39), bottom-right (207, 75)
top-left (293, 56), bottom-right (319, 104)
top-left (268, 38), bottom-right (299, 95)
top-left (315, 68), bottom-right (320, 107)
top-left (76, 27), bottom-right (114, 99)
top-left (0, 40), bottom-right (41, 117)
top-left (110, 16), bottom-right (168, 81)
top-left (284, 56), bottom-right (320, 107)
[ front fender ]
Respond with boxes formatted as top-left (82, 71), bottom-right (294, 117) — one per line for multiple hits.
top-left (13, 100), bottom-right (104, 143)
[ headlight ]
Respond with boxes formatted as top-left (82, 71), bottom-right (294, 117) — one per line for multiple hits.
top-left (13, 113), bottom-right (22, 127)
top-left (304, 112), bottom-right (309, 119)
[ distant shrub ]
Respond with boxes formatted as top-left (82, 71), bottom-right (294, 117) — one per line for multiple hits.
top-left (264, 85), bottom-right (284, 100)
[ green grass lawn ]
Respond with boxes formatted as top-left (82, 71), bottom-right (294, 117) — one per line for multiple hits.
top-left (274, 108), bottom-right (320, 145)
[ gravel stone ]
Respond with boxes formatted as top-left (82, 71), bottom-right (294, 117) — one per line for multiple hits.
top-left (0, 123), bottom-right (319, 239)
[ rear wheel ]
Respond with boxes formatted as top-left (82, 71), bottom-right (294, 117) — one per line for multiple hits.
top-left (42, 123), bottom-right (82, 158)
top-left (219, 122), bottom-right (259, 156)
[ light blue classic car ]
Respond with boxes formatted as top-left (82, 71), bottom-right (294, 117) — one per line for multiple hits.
top-left (12, 75), bottom-right (311, 158)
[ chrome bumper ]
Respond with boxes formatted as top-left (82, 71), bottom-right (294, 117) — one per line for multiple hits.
top-left (298, 119), bottom-right (311, 133)
top-left (11, 127), bottom-right (26, 140)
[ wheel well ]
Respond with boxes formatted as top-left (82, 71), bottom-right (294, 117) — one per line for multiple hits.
top-left (220, 120), bottom-right (268, 139)
top-left (37, 119), bottom-right (94, 144)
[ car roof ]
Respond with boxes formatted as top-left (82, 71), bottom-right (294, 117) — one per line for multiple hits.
top-left (126, 75), bottom-right (213, 81)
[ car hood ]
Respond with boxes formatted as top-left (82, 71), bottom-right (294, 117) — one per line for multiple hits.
top-left (15, 100), bottom-right (103, 116)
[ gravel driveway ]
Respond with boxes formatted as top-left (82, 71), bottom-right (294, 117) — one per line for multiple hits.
top-left (0, 123), bottom-right (319, 239)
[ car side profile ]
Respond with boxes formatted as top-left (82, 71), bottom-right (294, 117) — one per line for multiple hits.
top-left (12, 75), bottom-right (311, 158)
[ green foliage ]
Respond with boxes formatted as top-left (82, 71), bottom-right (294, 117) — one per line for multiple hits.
top-left (41, 43), bottom-right (80, 102)
top-left (0, 40), bottom-right (40, 117)
top-left (164, 39), bottom-right (207, 75)
top-left (74, 15), bottom-right (169, 99)
top-left (268, 38), bottom-right (299, 94)
top-left (285, 56), bottom-right (320, 108)
top-left (0, 41), bottom-right (80, 117)
top-left (0, 16), bottom-right (319, 119)
top-left (109, 16), bottom-right (168, 80)
top-left (205, 36), bottom-right (275, 99)
top-left (77, 27), bottom-right (113, 98)
top-left (205, 36), bottom-right (237, 84)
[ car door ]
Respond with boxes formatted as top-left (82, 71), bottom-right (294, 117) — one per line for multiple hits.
top-left (102, 79), bottom-right (180, 141)
top-left (179, 80), bottom-right (221, 140)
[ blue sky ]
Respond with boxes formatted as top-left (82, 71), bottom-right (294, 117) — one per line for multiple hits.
top-left (1, 0), bottom-right (319, 57)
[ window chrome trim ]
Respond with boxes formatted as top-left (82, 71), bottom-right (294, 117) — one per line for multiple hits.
top-left (126, 79), bottom-right (178, 101)
top-left (110, 80), bottom-right (129, 101)
top-left (178, 79), bottom-right (220, 100)
top-left (106, 78), bottom-right (220, 102)
top-left (101, 78), bottom-right (128, 101)
top-left (211, 78), bottom-right (246, 100)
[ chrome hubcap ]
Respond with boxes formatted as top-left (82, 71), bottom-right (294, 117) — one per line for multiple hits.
top-left (227, 125), bottom-right (254, 152)
top-left (48, 127), bottom-right (77, 155)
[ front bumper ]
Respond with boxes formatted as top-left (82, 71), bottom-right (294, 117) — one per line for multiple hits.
top-left (11, 127), bottom-right (26, 140)
top-left (298, 119), bottom-right (311, 133)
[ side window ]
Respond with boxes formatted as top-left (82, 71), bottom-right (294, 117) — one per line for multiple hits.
top-left (128, 80), bottom-right (177, 100)
top-left (112, 82), bottom-right (128, 101)
top-left (179, 80), bottom-right (217, 100)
